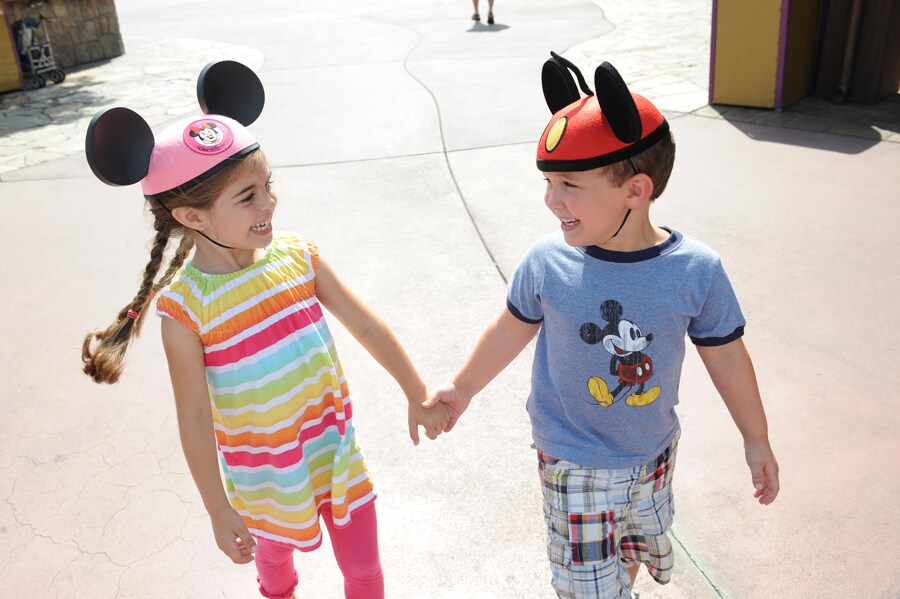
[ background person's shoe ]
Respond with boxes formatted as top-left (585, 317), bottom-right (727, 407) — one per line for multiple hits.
top-left (487, 12), bottom-right (494, 24)
top-left (472, 12), bottom-right (480, 21)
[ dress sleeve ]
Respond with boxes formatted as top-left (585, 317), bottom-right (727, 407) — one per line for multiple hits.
top-left (306, 239), bottom-right (319, 273)
top-left (506, 243), bottom-right (544, 324)
top-left (688, 257), bottom-right (746, 346)
top-left (156, 290), bottom-right (201, 334)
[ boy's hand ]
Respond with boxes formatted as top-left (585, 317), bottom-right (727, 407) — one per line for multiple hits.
top-left (209, 505), bottom-right (257, 564)
top-left (408, 393), bottom-right (450, 445)
top-left (744, 437), bottom-right (779, 505)
top-left (422, 383), bottom-right (473, 433)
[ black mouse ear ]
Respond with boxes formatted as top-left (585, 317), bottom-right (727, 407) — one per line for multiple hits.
top-left (542, 51), bottom-right (596, 113)
top-left (197, 60), bottom-right (265, 126)
top-left (85, 107), bottom-right (154, 186)
top-left (542, 57), bottom-right (581, 114)
top-left (594, 62), bottom-right (642, 143)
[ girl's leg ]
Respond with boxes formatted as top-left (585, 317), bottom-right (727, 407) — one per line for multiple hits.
top-left (322, 504), bottom-right (384, 599)
top-left (255, 537), bottom-right (299, 599)
top-left (472, 0), bottom-right (480, 19)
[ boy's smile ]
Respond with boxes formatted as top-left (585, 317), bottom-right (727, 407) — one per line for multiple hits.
top-left (543, 169), bottom-right (630, 248)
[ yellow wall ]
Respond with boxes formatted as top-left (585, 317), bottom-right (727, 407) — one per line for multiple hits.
top-left (713, 0), bottom-right (782, 108)
top-left (1, 2), bottom-right (22, 93)
top-left (783, 0), bottom-right (821, 107)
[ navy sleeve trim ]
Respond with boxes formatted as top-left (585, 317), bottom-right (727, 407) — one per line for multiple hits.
top-left (690, 325), bottom-right (744, 347)
top-left (506, 299), bottom-right (543, 324)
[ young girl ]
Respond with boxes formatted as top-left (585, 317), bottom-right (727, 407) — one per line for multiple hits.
top-left (81, 60), bottom-right (448, 599)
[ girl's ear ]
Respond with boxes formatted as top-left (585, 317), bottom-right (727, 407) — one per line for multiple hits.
top-left (170, 206), bottom-right (205, 231)
top-left (594, 62), bottom-right (642, 144)
top-left (85, 107), bottom-right (154, 186)
top-left (541, 51), bottom-right (594, 113)
top-left (197, 60), bottom-right (265, 126)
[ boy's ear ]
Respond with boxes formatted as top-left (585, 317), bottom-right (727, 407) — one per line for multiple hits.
top-left (624, 173), bottom-right (655, 207)
top-left (170, 206), bottom-right (206, 231)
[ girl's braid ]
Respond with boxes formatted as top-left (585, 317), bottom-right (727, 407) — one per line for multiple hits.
top-left (81, 216), bottom-right (174, 384)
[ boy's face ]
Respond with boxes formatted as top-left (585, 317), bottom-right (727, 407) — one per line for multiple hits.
top-left (542, 168), bottom-right (630, 247)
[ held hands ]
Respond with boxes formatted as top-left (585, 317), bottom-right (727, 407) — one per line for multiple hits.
top-left (744, 437), bottom-right (780, 505)
top-left (408, 390), bottom-right (451, 445)
top-left (209, 505), bottom-right (257, 564)
top-left (421, 382), bottom-right (473, 433)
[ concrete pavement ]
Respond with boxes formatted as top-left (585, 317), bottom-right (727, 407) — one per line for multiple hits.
top-left (1, 1), bottom-right (898, 597)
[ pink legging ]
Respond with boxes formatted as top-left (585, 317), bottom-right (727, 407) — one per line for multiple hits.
top-left (255, 504), bottom-right (383, 599)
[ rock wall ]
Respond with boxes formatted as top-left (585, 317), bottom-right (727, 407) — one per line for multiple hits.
top-left (6, 0), bottom-right (124, 70)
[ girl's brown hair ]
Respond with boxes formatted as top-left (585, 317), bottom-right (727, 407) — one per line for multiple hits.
top-left (82, 149), bottom-right (268, 384)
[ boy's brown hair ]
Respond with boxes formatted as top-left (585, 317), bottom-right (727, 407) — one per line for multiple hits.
top-left (601, 130), bottom-right (676, 200)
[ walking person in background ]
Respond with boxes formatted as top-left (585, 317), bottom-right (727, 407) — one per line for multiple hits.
top-left (81, 60), bottom-right (448, 599)
top-left (472, 0), bottom-right (495, 24)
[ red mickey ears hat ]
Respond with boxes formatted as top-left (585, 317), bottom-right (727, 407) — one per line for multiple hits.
top-left (536, 52), bottom-right (669, 172)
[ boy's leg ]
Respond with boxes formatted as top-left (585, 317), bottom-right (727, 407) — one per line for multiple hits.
top-left (322, 504), bottom-right (384, 599)
top-left (538, 452), bottom-right (633, 599)
top-left (618, 440), bottom-right (679, 587)
top-left (255, 537), bottom-right (299, 599)
top-left (626, 563), bottom-right (640, 587)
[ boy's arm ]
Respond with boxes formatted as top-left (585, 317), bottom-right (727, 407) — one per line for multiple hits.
top-left (314, 258), bottom-right (448, 445)
top-left (160, 317), bottom-right (258, 563)
top-left (423, 307), bottom-right (541, 432)
top-left (696, 338), bottom-right (779, 505)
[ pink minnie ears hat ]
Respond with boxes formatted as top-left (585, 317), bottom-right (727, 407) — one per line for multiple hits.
top-left (536, 52), bottom-right (668, 172)
top-left (85, 60), bottom-right (265, 199)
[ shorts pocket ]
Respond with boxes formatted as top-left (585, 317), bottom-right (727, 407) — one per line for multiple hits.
top-left (636, 482), bottom-right (674, 536)
top-left (567, 511), bottom-right (617, 566)
top-left (544, 504), bottom-right (572, 568)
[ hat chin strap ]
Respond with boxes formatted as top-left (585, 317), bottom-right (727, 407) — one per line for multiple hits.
top-left (604, 157), bottom-right (638, 242)
top-left (196, 229), bottom-right (237, 250)
top-left (606, 208), bottom-right (631, 243)
top-left (155, 198), bottom-right (237, 250)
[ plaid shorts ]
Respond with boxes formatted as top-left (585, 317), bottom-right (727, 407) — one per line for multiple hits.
top-left (537, 437), bottom-right (679, 599)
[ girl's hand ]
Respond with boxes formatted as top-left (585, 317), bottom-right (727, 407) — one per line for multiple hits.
top-left (209, 506), bottom-right (257, 564)
top-left (422, 383), bottom-right (473, 433)
top-left (744, 437), bottom-right (780, 505)
top-left (408, 393), bottom-right (450, 445)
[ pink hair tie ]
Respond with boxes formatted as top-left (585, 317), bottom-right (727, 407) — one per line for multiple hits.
top-left (127, 310), bottom-right (140, 320)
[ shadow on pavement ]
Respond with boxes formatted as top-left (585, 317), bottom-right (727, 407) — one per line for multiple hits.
top-left (467, 22), bottom-right (510, 33)
top-left (711, 94), bottom-right (898, 153)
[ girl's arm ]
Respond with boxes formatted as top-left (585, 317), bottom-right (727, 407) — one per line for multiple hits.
top-left (696, 338), bottom-right (780, 505)
top-left (314, 258), bottom-right (447, 445)
top-left (160, 317), bottom-right (257, 563)
top-left (424, 307), bottom-right (541, 431)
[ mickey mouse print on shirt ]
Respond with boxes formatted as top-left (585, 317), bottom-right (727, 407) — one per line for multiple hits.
top-left (579, 300), bottom-right (661, 408)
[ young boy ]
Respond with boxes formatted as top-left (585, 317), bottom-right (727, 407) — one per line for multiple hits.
top-left (424, 53), bottom-right (779, 598)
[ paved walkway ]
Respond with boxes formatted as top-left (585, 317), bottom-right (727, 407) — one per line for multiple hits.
top-left (2, 0), bottom-right (897, 178)
top-left (1, 1), bottom-right (898, 598)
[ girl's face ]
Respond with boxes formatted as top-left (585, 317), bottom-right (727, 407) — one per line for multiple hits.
top-left (202, 161), bottom-right (277, 250)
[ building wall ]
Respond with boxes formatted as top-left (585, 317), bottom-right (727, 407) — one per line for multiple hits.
top-left (6, 0), bottom-right (123, 70)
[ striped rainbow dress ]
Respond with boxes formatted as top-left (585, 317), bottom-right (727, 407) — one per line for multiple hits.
top-left (156, 232), bottom-right (375, 550)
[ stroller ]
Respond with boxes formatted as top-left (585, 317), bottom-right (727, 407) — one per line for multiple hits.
top-left (12, 12), bottom-right (65, 89)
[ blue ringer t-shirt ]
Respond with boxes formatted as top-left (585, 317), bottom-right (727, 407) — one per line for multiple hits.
top-left (507, 228), bottom-right (745, 469)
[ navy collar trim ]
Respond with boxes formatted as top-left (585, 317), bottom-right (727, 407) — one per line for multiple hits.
top-left (582, 227), bottom-right (681, 263)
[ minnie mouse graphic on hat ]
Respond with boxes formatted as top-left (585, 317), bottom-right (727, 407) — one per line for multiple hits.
top-left (85, 60), bottom-right (265, 249)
